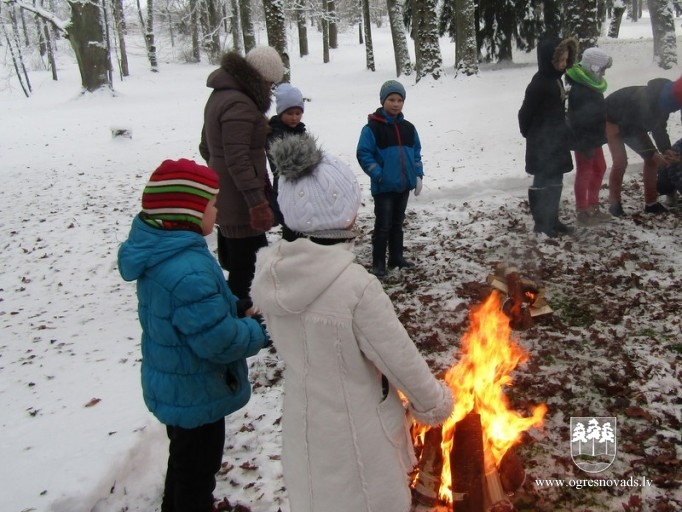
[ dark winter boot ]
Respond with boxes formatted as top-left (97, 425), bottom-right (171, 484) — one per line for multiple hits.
top-left (528, 188), bottom-right (557, 237)
top-left (387, 229), bottom-right (415, 269)
top-left (548, 185), bottom-right (575, 235)
top-left (371, 231), bottom-right (388, 278)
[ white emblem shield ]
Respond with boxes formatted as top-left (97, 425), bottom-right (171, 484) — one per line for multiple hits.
top-left (570, 416), bottom-right (617, 473)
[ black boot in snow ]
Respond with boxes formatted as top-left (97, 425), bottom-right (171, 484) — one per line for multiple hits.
top-left (528, 188), bottom-right (557, 237)
top-left (548, 185), bottom-right (575, 236)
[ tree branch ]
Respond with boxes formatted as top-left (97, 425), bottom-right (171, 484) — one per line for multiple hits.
top-left (1, 0), bottom-right (69, 36)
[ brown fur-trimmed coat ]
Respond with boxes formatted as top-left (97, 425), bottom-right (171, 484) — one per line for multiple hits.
top-left (199, 52), bottom-right (273, 238)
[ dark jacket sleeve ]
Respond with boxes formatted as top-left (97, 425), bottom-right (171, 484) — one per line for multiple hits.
top-left (518, 77), bottom-right (542, 138)
top-left (199, 126), bottom-right (210, 163)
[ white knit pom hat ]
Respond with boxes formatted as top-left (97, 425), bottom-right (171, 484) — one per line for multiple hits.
top-left (271, 134), bottom-right (361, 238)
top-left (245, 46), bottom-right (284, 83)
top-left (579, 47), bottom-right (612, 75)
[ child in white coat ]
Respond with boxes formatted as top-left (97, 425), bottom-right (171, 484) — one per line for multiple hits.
top-left (251, 133), bottom-right (453, 512)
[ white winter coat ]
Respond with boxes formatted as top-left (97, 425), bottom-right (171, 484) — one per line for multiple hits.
top-left (251, 238), bottom-right (453, 512)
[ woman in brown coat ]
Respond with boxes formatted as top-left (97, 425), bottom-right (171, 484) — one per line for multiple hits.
top-left (199, 46), bottom-right (283, 299)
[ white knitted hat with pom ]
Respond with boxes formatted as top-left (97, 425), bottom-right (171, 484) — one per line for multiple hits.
top-left (271, 134), bottom-right (361, 238)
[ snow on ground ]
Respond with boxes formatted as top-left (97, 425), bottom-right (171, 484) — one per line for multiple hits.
top-left (0, 12), bottom-right (680, 512)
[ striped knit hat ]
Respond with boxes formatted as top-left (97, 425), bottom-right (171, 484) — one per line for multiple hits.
top-left (141, 159), bottom-right (219, 233)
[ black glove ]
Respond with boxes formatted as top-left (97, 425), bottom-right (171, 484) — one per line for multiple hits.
top-left (252, 313), bottom-right (272, 347)
top-left (236, 298), bottom-right (253, 318)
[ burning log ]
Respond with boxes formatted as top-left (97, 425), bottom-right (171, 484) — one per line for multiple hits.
top-left (410, 292), bottom-right (547, 512)
top-left (412, 427), bottom-right (444, 506)
top-left (498, 448), bottom-right (525, 495)
top-left (501, 267), bottom-right (532, 331)
top-left (486, 263), bottom-right (552, 328)
top-left (451, 412), bottom-right (485, 512)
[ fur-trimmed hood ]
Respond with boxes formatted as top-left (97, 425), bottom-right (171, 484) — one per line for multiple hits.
top-left (537, 36), bottom-right (578, 79)
top-left (206, 52), bottom-right (272, 113)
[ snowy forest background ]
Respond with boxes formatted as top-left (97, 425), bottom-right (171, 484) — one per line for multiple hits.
top-left (1, 0), bottom-right (681, 95)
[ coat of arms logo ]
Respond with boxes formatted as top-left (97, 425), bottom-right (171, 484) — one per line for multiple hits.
top-left (570, 417), bottom-right (617, 473)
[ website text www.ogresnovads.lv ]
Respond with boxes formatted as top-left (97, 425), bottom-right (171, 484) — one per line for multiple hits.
top-left (534, 476), bottom-right (652, 490)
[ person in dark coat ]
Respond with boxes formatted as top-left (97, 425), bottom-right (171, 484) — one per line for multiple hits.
top-left (199, 46), bottom-right (284, 300)
top-left (266, 83), bottom-right (307, 242)
top-left (518, 36), bottom-right (578, 237)
top-left (605, 76), bottom-right (682, 216)
top-left (566, 47), bottom-right (613, 226)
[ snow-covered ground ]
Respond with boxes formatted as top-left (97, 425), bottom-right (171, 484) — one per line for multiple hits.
top-left (1, 12), bottom-right (680, 512)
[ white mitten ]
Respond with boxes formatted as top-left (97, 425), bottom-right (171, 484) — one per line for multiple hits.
top-left (414, 177), bottom-right (423, 196)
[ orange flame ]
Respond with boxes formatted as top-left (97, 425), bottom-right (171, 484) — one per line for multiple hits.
top-left (415, 291), bottom-right (547, 503)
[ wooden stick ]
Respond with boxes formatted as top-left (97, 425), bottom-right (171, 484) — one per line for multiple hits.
top-left (413, 427), bottom-right (444, 506)
top-left (451, 412), bottom-right (485, 512)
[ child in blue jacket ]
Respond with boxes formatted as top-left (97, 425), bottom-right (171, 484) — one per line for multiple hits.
top-left (356, 80), bottom-right (423, 277)
top-left (117, 158), bottom-right (270, 512)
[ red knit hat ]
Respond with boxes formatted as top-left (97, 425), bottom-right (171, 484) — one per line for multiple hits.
top-left (141, 159), bottom-right (219, 232)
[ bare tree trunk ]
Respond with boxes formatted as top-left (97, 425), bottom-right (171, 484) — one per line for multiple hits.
top-left (413, 0), bottom-right (442, 81)
top-left (101, 0), bottom-right (114, 85)
top-left (146, 0), bottom-right (158, 70)
top-left (327, 0), bottom-right (337, 49)
top-left (361, 0), bottom-right (374, 70)
top-left (608, 2), bottom-right (626, 37)
top-left (190, 0), bottom-right (201, 61)
top-left (240, 0), bottom-right (256, 53)
top-left (68, 0), bottom-right (113, 91)
top-left (454, 0), bottom-right (478, 76)
top-left (38, 0), bottom-right (58, 80)
top-left (19, 8), bottom-right (30, 46)
top-left (296, 7), bottom-right (308, 56)
top-left (201, 0), bottom-right (222, 64)
top-left (136, 0), bottom-right (158, 70)
top-left (322, 0), bottom-right (330, 63)
top-left (386, 0), bottom-right (411, 76)
top-left (33, 0), bottom-right (47, 57)
top-left (112, 0), bottom-right (129, 76)
top-left (43, 17), bottom-right (57, 80)
top-left (263, 0), bottom-right (289, 80)
top-left (1, 15), bottom-right (30, 96)
top-left (648, 0), bottom-right (677, 69)
top-left (230, 0), bottom-right (242, 53)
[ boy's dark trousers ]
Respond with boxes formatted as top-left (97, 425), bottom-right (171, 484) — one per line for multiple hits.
top-left (372, 191), bottom-right (410, 269)
top-left (216, 230), bottom-right (267, 300)
top-left (161, 418), bottom-right (225, 512)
